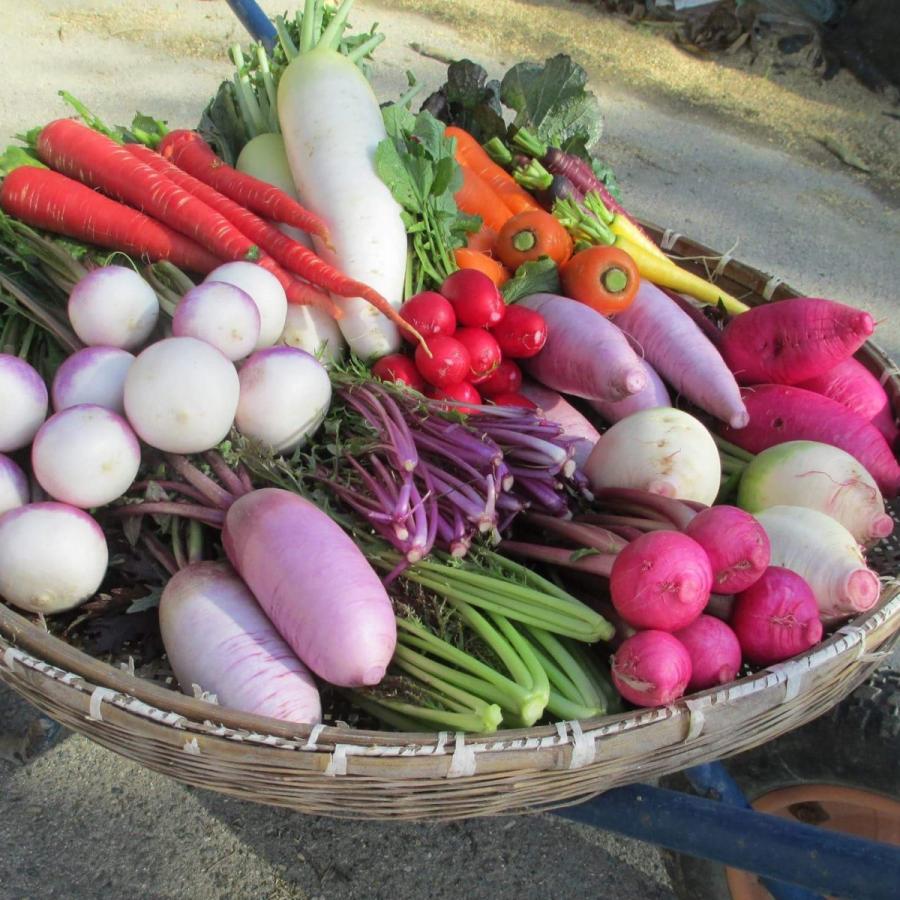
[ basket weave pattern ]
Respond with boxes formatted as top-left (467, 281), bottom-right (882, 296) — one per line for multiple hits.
top-left (2, 227), bottom-right (899, 821)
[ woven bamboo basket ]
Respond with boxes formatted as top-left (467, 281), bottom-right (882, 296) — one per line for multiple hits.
top-left (2, 225), bottom-right (899, 821)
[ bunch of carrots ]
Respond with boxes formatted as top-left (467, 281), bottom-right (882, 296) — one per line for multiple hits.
top-left (0, 118), bottom-right (425, 346)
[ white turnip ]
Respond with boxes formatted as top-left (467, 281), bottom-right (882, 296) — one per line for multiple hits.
top-left (0, 354), bottom-right (48, 452)
top-left (172, 281), bottom-right (261, 361)
top-left (51, 346), bottom-right (134, 414)
top-left (205, 261), bottom-right (288, 349)
top-left (280, 303), bottom-right (346, 367)
top-left (0, 454), bottom-right (29, 516)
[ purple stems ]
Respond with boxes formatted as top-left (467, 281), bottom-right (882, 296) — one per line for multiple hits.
top-left (499, 540), bottom-right (616, 578)
top-left (164, 454), bottom-right (234, 510)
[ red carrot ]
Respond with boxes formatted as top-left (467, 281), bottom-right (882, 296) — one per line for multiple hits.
top-left (36, 119), bottom-right (258, 264)
top-left (128, 143), bottom-right (420, 345)
top-left (256, 257), bottom-right (344, 320)
top-left (159, 130), bottom-right (331, 246)
top-left (0, 166), bottom-right (220, 273)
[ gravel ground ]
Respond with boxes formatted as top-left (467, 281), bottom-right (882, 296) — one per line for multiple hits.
top-left (1, 2), bottom-right (898, 899)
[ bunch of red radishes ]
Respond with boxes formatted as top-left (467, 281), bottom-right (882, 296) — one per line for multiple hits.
top-left (371, 270), bottom-right (548, 408)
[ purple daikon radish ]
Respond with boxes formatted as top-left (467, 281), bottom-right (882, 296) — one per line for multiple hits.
top-left (159, 561), bottom-right (322, 724)
top-left (519, 380), bottom-right (599, 468)
top-left (518, 293), bottom-right (647, 401)
top-left (612, 281), bottom-right (748, 429)
top-left (223, 488), bottom-right (396, 687)
top-left (587, 358), bottom-right (671, 424)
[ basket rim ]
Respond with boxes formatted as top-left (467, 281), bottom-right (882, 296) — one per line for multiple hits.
top-left (2, 225), bottom-right (899, 757)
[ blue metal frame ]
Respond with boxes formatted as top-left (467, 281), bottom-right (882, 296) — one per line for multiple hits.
top-left (221, 2), bottom-right (900, 896)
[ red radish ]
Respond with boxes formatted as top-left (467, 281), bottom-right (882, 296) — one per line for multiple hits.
top-left (673, 615), bottom-right (742, 691)
top-left (588, 359), bottom-right (671, 425)
top-left (0, 354), bottom-right (48, 452)
top-left (517, 294), bottom-right (647, 400)
top-left (611, 630), bottom-right (693, 707)
top-left (0, 166), bottom-right (220, 274)
top-left (491, 304), bottom-right (548, 359)
top-left (0, 454), bottom-right (29, 517)
top-left (476, 359), bottom-right (522, 397)
top-left (491, 392), bottom-right (536, 409)
top-left (719, 297), bottom-right (874, 386)
top-left (454, 328), bottom-right (503, 381)
top-left (158, 130), bottom-right (330, 243)
top-left (372, 354), bottom-right (425, 391)
top-left (223, 488), bottom-right (396, 686)
top-left (426, 381), bottom-right (482, 413)
top-left (400, 292), bottom-right (457, 341)
top-left (719, 384), bottom-right (900, 497)
top-left (519, 381), bottom-right (600, 469)
top-left (731, 567), bottom-right (823, 665)
top-left (159, 561), bottom-right (322, 724)
top-left (684, 506), bottom-right (770, 595)
top-left (415, 335), bottom-right (471, 388)
top-left (610, 531), bottom-right (712, 631)
top-left (51, 347), bottom-right (134, 415)
top-left (612, 282), bottom-right (748, 429)
top-left (440, 269), bottom-right (505, 327)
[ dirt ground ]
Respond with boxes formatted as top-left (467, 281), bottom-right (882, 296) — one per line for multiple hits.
top-left (0, 2), bottom-right (898, 899)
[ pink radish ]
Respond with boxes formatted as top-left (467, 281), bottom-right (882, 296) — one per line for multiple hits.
top-left (719, 297), bottom-right (874, 386)
top-left (610, 530), bottom-right (712, 631)
top-left (587, 358), bottom-right (671, 425)
top-left (719, 384), bottom-right (900, 497)
top-left (673, 615), bottom-right (742, 691)
top-left (518, 293), bottom-right (647, 401)
top-left (612, 281), bottom-right (748, 428)
top-left (684, 505), bottom-right (770, 594)
top-left (519, 381), bottom-right (600, 469)
top-left (222, 488), bottom-right (396, 687)
top-left (731, 567), bottom-right (823, 665)
top-left (159, 561), bottom-right (321, 724)
top-left (611, 630), bottom-right (692, 707)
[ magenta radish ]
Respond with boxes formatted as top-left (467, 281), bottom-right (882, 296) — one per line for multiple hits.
top-left (172, 281), bottom-right (261, 361)
top-left (585, 407), bottom-right (721, 505)
top-left (400, 291), bottom-right (457, 341)
top-left (236, 347), bottom-right (332, 453)
top-left (610, 530), bottom-right (712, 631)
top-left (31, 405), bottom-right (141, 509)
top-left (490, 305), bottom-right (548, 359)
top-left (455, 328), bottom-right (503, 381)
top-left (719, 297), bottom-right (874, 386)
top-left (587, 358), bottom-right (671, 425)
top-left (159, 561), bottom-right (322, 724)
top-left (612, 281), bottom-right (748, 429)
top-left (477, 359), bottom-right (522, 397)
top-left (51, 346), bottom-right (134, 414)
top-left (518, 293), bottom-right (647, 401)
top-left (519, 381), bottom-right (600, 469)
top-left (0, 454), bottom-right (29, 516)
top-left (673, 615), bottom-right (743, 691)
top-left (730, 567), bottom-right (823, 665)
top-left (0, 502), bottom-right (108, 614)
top-left (684, 505), bottom-right (770, 594)
top-left (440, 269), bottom-right (505, 328)
top-left (414, 335), bottom-right (471, 388)
top-left (755, 505), bottom-right (881, 620)
top-left (222, 488), bottom-right (396, 687)
top-left (124, 337), bottom-right (240, 454)
top-left (719, 384), bottom-right (900, 497)
top-left (68, 266), bottom-right (159, 350)
top-left (737, 440), bottom-right (893, 544)
top-left (611, 630), bottom-right (693, 707)
top-left (205, 261), bottom-right (288, 349)
top-left (0, 354), bottom-right (48, 452)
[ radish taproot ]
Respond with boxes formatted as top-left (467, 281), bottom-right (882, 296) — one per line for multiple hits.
top-left (0, 502), bottom-right (107, 614)
top-left (31, 405), bottom-right (141, 509)
top-left (278, 29), bottom-right (407, 359)
top-left (611, 630), bottom-right (692, 707)
top-left (51, 346), bottom-right (134, 414)
top-left (587, 358), bottom-right (671, 425)
top-left (123, 337), bottom-right (239, 454)
top-left (222, 488), bottom-right (396, 687)
top-left (173, 281), bottom-right (261, 361)
top-left (585, 407), bottom-right (722, 505)
top-left (755, 505), bottom-right (881, 620)
top-left (719, 297), bottom-right (874, 385)
top-left (205, 261), bottom-right (288, 350)
top-left (673, 615), bottom-right (742, 692)
top-left (0, 354), bottom-right (48, 452)
top-left (518, 293), bottom-right (647, 401)
top-left (737, 440), bottom-right (893, 544)
top-left (235, 347), bottom-right (331, 453)
top-left (159, 561), bottom-right (322, 724)
top-left (0, 454), bottom-right (29, 516)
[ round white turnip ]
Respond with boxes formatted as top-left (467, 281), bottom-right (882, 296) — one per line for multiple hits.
top-left (0, 454), bottom-right (29, 516)
top-left (279, 304), bottom-right (346, 367)
top-left (0, 354), bottom-right (47, 452)
top-left (51, 346), bottom-right (134, 414)
top-left (172, 281), bottom-right (261, 361)
top-left (205, 261), bottom-right (287, 349)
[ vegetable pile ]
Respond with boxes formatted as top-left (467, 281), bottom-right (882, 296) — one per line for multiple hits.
top-left (0, 0), bottom-right (896, 734)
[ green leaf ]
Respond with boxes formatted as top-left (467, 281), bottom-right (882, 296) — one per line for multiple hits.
top-left (381, 102), bottom-right (416, 143)
top-left (0, 146), bottom-right (46, 177)
top-left (431, 156), bottom-right (455, 197)
top-left (374, 138), bottom-right (421, 211)
top-left (501, 257), bottom-right (561, 304)
top-left (196, 81), bottom-right (251, 166)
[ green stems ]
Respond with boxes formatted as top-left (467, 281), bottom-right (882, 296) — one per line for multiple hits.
top-left (484, 137), bottom-right (513, 167)
top-left (514, 159), bottom-right (553, 191)
top-left (512, 127), bottom-right (548, 159)
top-left (553, 197), bottom-right (614, 245)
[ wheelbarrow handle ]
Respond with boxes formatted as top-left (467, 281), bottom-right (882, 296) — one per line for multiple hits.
top-left (224, 0), bottom-right (277, 51)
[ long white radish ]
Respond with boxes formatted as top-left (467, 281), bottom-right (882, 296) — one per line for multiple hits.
top-left (278, 45), bottom-right (406, 359)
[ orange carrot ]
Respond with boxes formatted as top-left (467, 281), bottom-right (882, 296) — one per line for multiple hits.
top-left (446, 126), bottom-right (540, 214)
top-left (454, 166), bottom-right (514, 233)
top-left (466, 225), bottom-right (498, 254)
top-left (454, 248), bottom-right (511, 288)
